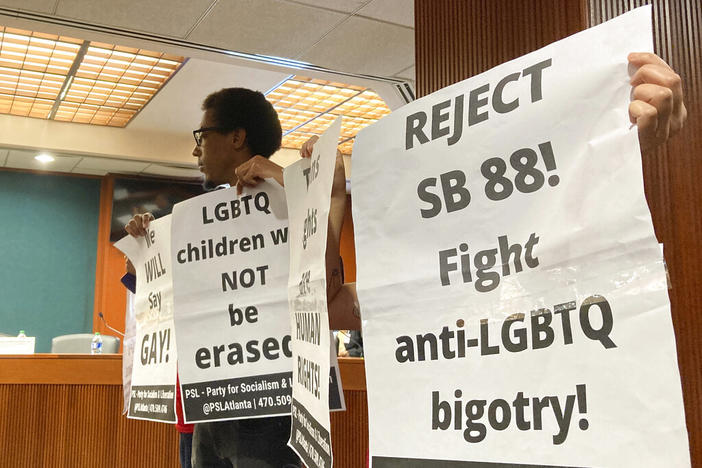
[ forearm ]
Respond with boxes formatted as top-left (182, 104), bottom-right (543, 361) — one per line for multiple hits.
top-left (328, 283), bottom-right (361, 330)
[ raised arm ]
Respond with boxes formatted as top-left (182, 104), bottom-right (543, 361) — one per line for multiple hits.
top-left (300, 136), bottom-right (361, 330)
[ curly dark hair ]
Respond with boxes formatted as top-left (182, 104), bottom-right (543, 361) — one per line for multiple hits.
top-left (202, 88), bottom-right (282, 158)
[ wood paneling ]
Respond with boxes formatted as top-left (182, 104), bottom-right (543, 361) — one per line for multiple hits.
top-left (415, 0), bottom-right (701, 464)
top-left (92, 174), bottom-right (129, 348)
top-left (588, 2), bottom-right (702, 465)
top-left (0, 384), bottom-right (179, 468)
top-left (0, 355), bottom-right (368, 467)
top-left (0, 354), bottom-right (122, 385)
top-left (331, 390), bottom-right (368, 468)
top-left (340, 196), bottom-right (357, 283)
top-left (415, 0), bottom-right (587, 97)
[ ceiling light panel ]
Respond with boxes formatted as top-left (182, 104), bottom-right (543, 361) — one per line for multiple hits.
top-left (269, 75), bottom-right (391, 155)
top-left (59, 43), bottom-right (183, 126)
top-left (281, 131), bottom-right (318, 151)
top-left (0, 26), bottom-right (184, 127)
top-left (0, 27), bottom-right (81, 118)
top-left (337, 139), bottom-right (355, 155)
top-left (274, 107), bottom-right (318, 132)
top-left (331, 90), bottom-right (391, 120)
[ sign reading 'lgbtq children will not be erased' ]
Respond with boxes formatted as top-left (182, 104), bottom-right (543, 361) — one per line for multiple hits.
top-left (171, 181), bottom-right (346, 423)
top-left (171, 182), bottom-right (293, 422)
top-left (352, 6), bottom-right (689, 467)
top-left (116, 215), bottom-right (177, 423)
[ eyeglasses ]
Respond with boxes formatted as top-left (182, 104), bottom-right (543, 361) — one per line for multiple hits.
top-left (193, 126), bottom-right (228, 146)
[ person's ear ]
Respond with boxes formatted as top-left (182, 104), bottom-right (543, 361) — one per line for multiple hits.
top-left (231, 128), bottom-right (247, 150)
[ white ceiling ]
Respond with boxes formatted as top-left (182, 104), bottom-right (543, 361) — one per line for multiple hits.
top-left (127, 58), bottom-right (292, 135)
top-left (0, 147), bottom-right (202, 177)
top-left (0, 0), bottom-right (415, 81)
top-left (0, 0), bottom-right (415, 178)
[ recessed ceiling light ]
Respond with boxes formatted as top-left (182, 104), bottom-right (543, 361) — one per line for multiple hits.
top-left (35, 153), bottom-right (54, 163)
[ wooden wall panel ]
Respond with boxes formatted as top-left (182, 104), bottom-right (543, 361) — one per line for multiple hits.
top-left (588, 2), bottom-right (702, 465)
top-left (415, 0), bottom-right (701, 464)
top-left (331, 390), bottom-right (369, 468)
top-left (0, 384), bottom-right (179, 468)
top-left (92, 175), bottom-right (129, 349)
top-left (415, 0), bottom-right (587, 97)
top-left (0, 389), bottom-right (369, 467)
top-left (340, 196), bottom-right (357, 283)
top-left (0, 356), bottom-right (368, 467)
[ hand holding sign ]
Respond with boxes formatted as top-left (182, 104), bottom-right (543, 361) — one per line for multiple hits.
top-left (235, 155), bottom-right (284, 195)
top-left (300, 135), bottom-right (360, 331)
top-left (628, 52), bottom-right (687, 152)
top-left (125, 212), bottom-right (155, 237)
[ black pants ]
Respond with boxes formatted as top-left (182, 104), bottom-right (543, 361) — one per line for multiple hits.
top-left (180, 432), bottom-right (193, 468)
top-left (191, 417), bottom-right (301, 468)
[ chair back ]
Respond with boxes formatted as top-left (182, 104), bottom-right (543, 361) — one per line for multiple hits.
top-left (51, 334), bottom-right (120, 353)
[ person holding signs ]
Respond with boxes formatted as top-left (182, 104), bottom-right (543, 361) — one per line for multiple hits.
top-left (125, 88), bottom-right (359, 468)
top-left (123, 48), bottom-right (684, 467)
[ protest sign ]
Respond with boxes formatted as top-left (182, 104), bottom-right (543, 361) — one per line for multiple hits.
top-left (115, 215), bottom-right (177, 423)
top-left (172, 181), bottom-right (346, 423)
top-left (171, 181), bottom-right (292, 422)
top-left (284, 118), bottom-right (342, 468)
top-left (351, 6), bottom-right (690, 467)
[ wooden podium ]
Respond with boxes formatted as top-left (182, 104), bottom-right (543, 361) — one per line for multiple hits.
top-left (0, 354), bottom-right (367, 468)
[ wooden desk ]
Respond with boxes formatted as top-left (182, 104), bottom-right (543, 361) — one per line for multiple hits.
top-left (0, 355), bottom-right (367, 468)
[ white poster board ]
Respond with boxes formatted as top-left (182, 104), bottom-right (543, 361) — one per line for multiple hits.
top-left (351, 6), bottom-right (690, 467)
top-left (171, 182), bottom-right (294, 422)
top-left (115, 215), bottom-right (177, 423)
top-left (171, 181), bottom-right (346, 424)
top-left (284, 118), bottom-right (342, 468)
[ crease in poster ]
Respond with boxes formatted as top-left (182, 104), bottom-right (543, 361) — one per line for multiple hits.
top-left (115, 215), bottom-right (177, 423)
top-left (284, 118), bottom-right (343, 468)
top-left (351, 6), bottom-right (690, 467)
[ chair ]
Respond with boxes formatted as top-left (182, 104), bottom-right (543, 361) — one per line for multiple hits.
top-left (51, 334), bottom-right (120, 354)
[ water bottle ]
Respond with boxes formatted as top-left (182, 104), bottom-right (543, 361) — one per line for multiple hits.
top-left (17, 330), bottom-right (26, 338)
top-left (91, 332), bottom-right (103, 354)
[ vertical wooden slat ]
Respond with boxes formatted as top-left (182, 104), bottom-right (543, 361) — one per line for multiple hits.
top-left (330, 390), bottom-right (369, 468)
top-left (0, 384), bottom-right (179, 468)
top-left (415, 0), bottom-right (587, 97)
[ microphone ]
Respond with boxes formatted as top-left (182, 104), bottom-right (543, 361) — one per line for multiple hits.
top-left (98, 312), bottom-right (125, 337)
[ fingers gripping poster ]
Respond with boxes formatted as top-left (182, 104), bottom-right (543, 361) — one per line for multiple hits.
top-left (115, 215), bottom-right (177, 423)
top-left (284, 118), bottom-right (342, 468)
top-left (171, 182), bottom-right (293, 422)
top-left (351, 7), bottom-right (689, 468)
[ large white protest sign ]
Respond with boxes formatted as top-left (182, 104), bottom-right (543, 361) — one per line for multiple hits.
top-left (171, 182), bottom-right (292, 422)
top-left (115, 215), bottom-right (177, 423)
top-left (352, 6), bottom-right (689, 467)
top-left (284, 118), bottom-right (342, 468)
